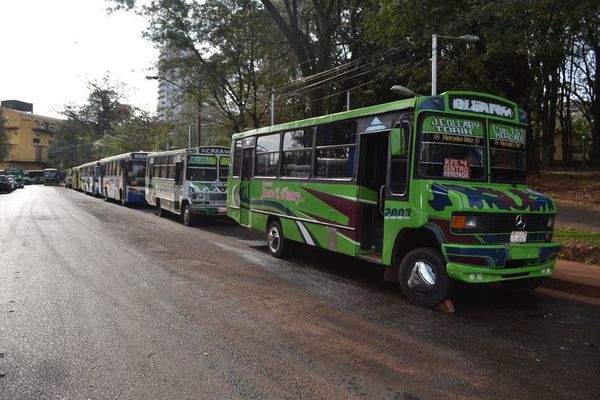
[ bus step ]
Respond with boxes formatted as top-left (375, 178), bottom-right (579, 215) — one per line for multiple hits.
top-left (358, 252), bottom-right (383, 264)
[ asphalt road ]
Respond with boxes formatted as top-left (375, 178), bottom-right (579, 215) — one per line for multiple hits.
top-left (1, 186), bottom-right (599, 400)
top-left (556, 201), bottom-right (600, 232)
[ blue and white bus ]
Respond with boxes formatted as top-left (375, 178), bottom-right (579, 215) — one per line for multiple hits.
top-left (80, 161), bottom-right (102, 196)
top-left (100, 151), bottom-right (149, 205)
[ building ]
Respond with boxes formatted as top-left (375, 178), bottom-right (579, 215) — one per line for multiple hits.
top-left (0, 102), bottom-right (63, 170)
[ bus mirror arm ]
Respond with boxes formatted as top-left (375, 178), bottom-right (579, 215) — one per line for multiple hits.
top-left (378, 185), bottom-right (386, 215)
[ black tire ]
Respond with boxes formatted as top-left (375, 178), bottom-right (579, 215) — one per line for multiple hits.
top-left (398, 247), bottom-right (452, 307)
top-left (104, 188), bottom-right (110, 202)
top-left (120, 190), bottom-right (127, 206)
top-left (182, 203), bottom-right (195, 226)
top-left (500, 277), bottom-right (546, 293)
top-left (266, 220), bottom-right (291, 258)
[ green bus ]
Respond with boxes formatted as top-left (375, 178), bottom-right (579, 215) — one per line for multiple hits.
top-left (227, 91), bottom-right (561, 306)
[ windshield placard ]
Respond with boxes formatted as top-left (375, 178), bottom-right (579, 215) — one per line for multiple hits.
top-left (489, 122), bottom-right (526, 150)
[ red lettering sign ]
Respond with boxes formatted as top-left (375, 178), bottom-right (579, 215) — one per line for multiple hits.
top-left (443, 158), bottom-right (470, 179)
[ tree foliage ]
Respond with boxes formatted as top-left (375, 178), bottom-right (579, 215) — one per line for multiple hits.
top-left (49, 77), bottom-right (172, 168)
top-left (110, 0), bottom-right (599, 170)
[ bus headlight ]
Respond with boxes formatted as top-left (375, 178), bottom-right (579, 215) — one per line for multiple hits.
top-left (192, 193), bottom-right (204, 200)
top-left (451, 215), bottom-right (478, 230)
top-left (547, 216), bottom-right (555, 230)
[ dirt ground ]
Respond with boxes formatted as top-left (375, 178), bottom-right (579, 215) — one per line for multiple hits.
top-left (528, 172), bottom-right (600, 207)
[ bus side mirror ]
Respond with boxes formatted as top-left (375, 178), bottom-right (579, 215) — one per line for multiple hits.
top-left (391, 128), bottom-right (405, 156)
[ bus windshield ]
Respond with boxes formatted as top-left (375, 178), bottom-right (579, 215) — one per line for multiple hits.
top-left (489, 122), bottom-right (526, 183)
top-left (219, 157), bottom-right (230, 181)
top-left (128, 161), bottom-right (146, 186)
top-left (418, 115), bottom-right (485, 180)
top-left (187, 155), bottom-right (217, 181)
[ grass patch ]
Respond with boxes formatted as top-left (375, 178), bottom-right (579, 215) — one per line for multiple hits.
top-left (555, 228), bottom-right (600, 247)
top-left (555, 228), bottom-right (600, 265)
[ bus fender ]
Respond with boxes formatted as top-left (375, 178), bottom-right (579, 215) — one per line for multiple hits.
top-left (384, 226), bottom-right (443, 282)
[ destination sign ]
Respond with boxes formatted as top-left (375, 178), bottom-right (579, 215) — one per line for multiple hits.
top-left (489, 122), bottom-right (526, 150)
top-left (198, 147), bottom-right (231, 155)
top-left (188, 155), bottom-right (217, 165)
top-left (451, 96), bottom-right (515, 119)
top-left (132, 153), bottom-right (148, 159)
top-left (422, 116), bottom-right (483, 137)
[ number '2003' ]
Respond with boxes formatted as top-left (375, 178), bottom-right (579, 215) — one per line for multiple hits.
top-left (384, 208), bottom-right (411, 218)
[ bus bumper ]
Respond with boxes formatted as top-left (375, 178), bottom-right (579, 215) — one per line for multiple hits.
top-left (442, 242), bottom-right (561, 283)
top-left (189, 205), bottom-right (228, 215)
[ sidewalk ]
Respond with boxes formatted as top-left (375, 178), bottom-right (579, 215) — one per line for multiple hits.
top-left (543, 259), bottom-right (600, 300)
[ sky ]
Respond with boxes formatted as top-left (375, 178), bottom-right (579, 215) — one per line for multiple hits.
top-left (0, 0), bottom-right (159, 119)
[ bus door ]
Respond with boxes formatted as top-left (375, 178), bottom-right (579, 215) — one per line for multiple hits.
top-left (357, 130), bottom-right (389, 259)
top-left (239, 139), bottom-right (255, 227)
top-left (94, 164), bottom-right (102, 196)
top-left (382, 120), bottom-right (412, 260)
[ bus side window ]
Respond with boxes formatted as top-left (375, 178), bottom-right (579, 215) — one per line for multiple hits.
top-left (232, 140), bottom-right (242, 177)
top-left (389, 121), bottom-right (411, 195)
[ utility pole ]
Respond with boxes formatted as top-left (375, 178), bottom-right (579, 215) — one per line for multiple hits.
top-left (197, 82), bottom-right (202, 147)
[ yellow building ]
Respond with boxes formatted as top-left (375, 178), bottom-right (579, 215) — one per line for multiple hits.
top-left (0, 102), bottom-right (63, 170)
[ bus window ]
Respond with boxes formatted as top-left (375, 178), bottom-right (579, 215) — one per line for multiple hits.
top-left (129, 160), bottom-right (146, 186)
top-left (255, 133), bottom-right (281, 177)
top-left (315, 122), bottom-right (356, 179)
top-left (219, 157), bottom-right (230, 181)
top-left (282, 130), bottom-right (312, 178)
top-left (389, 122), bottom-right (411, 195)
top-left (232, 140), bottom-right (242, 177)
top-left (187, 155), bottom-right (217, 181)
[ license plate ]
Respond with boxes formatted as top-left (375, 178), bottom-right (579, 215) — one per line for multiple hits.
top-left (218, 207), bottom-right (227, 213)
top-left (510, 231), bottom-right (527, 243)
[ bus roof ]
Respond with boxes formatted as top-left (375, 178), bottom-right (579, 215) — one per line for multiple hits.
top-left (147, 146), bottom-right (230, 158)
top-left (232, 97), bottom-right (416, 140)
top-left (99, 151), bottom-right (150, 163)
top-left (231, 90), bottom-right (525, 140)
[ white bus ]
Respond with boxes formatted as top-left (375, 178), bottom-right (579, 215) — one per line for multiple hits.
top-left (79, 161), bottom-right (102, 196)
top-left (99, 151), bottom-right (149, 205)
top-left (145, 146), bottom-right (230, 225)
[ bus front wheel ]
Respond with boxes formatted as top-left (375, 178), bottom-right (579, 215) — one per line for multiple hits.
top-left (266, 220), bottom-right (291, 258)
top-left (157, 200), bottom-right (167, 218)
top-left (398, 247), bottom-right (451, 307)
top-left (182, 203), bottom-right (195, 226)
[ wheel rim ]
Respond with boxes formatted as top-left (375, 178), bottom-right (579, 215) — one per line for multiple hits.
top-left (407, 260), bottom-right (437, 294)
top-left (268, 226), bottom-right (280, 253)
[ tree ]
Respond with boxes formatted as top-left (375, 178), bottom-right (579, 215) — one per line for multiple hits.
top-left (49, 76), bottom-right (171, 167)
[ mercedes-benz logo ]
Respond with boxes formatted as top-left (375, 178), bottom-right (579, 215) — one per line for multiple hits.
top-left (515, 214), bottom-right (526, 230)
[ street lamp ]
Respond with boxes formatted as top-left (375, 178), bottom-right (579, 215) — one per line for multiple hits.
top-left (146, 75), bottom-right (202, 147)
top-left (346, 89), bottom-right (376, 111)
top-left (431, 34), bottom-right (480, 95)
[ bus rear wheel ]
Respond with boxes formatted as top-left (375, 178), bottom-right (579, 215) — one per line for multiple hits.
top-left (398, 247), bottom-right (451, 307)
top-left (182, 203), bottom-right (195, 226)
top-left (266, 220), bottom-right (291, 258)
top-left (157, 200), bottom-right (167, 218)
top-left (120, 190), bottom-right (127, 206)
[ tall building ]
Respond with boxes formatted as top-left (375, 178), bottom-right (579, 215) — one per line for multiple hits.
top-left (156, 48), bottom-right (185, 120)
top-left (0, 101), bottom-right (63, 170)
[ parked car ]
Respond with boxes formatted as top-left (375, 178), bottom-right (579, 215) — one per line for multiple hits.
top-left (6, 175), bottom-right (17, 191)
top-left (0, 175), bottom-right (13, 193)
